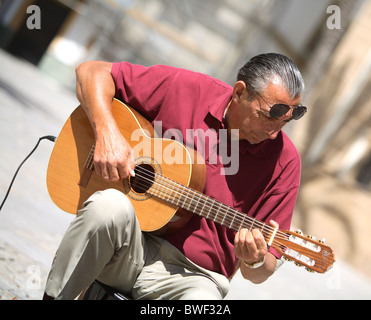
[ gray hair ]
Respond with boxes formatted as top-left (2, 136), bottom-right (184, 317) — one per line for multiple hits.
top-left (237, 53), bottom-right (305, 99)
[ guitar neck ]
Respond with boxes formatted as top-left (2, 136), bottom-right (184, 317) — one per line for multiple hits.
top-left (144, 169), bottom-right (269, 236)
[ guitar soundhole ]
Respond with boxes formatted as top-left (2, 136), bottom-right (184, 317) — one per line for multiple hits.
top-left (130, 163), bottom-right (155, 194)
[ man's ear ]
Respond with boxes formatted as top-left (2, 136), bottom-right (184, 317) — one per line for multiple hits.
top-left (233, 81), bottom-right (248, 102)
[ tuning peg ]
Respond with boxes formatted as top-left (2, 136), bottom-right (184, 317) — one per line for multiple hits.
top-left (305, 267), bottom-right (314, 273)
top-left (318, 238), bottom-right (326, 244)
top-left (283, 256), bottom-right (291, 262)
top-left (294, 262), bottom-right (302, 267)
top-left (306, 235), bottom-right (316, 240)
top-left (295, 229), bottom-right (303, 235)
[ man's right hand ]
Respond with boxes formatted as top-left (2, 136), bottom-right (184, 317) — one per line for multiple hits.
top-left (94, 125), bottom-right (135, 181)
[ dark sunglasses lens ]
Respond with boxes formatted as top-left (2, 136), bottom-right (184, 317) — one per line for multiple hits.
top-left (269, 104), bottom-right (290, 118)
top-left (292, 106), bottom-right (307, 120)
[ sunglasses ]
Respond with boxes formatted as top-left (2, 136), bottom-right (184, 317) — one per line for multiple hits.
top-left (256, 91), bottom-right (307, 120)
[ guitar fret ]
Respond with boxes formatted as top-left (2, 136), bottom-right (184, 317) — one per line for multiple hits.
top-left (215, 203), bottom-right (223, 225)
top-left (174, 183), bottom-right (181, 206)
top-left (211, 201), bottom-right (219, 222)
top-left (178, 185), bottom-right (186, 207)
top-left (238, 214), bottom-right (246, 230)
top-left (228, 208), bottom-right (235, 229)
top-left (187, 190), bottom-right (194, 210)
top-left (181, 185), bottom-right (193, 210)
top-left (249, 218), bottom-right (256, 231)
top-left (197, 195), bottom-right (207, 216)
top-left (163, 176), bottom-right (173, 203)
top-left (206, 199), bottom-right (214, 220)
top-left (164, 180), bottom-right (171, 202)
top-left (191, 196), bottom-right (199, 212)
top-left (192, 194), bottom-right (201, 213)
top-left (151, 178), bottom-right (160, 197)
top-left (156, 176), bottom-right (166, 200)
top-left (178, 186), bottom-right (187, 208)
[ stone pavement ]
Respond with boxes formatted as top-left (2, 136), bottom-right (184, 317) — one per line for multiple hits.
top-left (0, 50), bottom-right (370, 300)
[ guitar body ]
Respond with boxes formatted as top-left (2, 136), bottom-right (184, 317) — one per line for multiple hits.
top-left (46, 99), bottom-right (206, 233)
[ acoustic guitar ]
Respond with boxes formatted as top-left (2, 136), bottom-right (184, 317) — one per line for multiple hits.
top-left (47, 99), bottom-right (335, 274)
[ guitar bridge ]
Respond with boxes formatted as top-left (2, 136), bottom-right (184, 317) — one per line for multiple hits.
top-left (79, 144), bottom-right (95, 187)
top-left (79, 166), bottom-right (94, 187)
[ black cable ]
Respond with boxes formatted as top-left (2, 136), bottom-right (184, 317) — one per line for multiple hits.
top-left (0, 135), bottom-right (57, 212)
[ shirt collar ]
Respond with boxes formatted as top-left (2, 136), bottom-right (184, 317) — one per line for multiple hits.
top-left (207, 94), bottom-right (232, 128)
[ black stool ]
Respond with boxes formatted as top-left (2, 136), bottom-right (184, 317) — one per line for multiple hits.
top-left (81, 280), bottom-right (132, 300)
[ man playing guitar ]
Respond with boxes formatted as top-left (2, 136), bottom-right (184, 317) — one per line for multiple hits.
top-left (43, 53), bottom-right (307, 299)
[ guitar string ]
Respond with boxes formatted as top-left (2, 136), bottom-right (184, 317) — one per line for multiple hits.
top-left (133, 165), bottom-right (264, 231)
top-left (133, 165), bottom-right (289, 242)
top-left (136, 167), bottom-right (291, 255)
top-left (128, 165), bottom-right (326, 268)
top-left (131, 165), bottom-right (289, 243)
top-left (130, 164), bottom-right (326, 266)
top-left (128, 164), bottom-right (326, 263)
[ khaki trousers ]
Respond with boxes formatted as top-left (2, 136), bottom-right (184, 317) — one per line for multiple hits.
top-left (44, 189), bottom-right (230, 300)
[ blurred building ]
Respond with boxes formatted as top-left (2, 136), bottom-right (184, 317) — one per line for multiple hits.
top-left (1, 0), bottom-right (371, 276)
top-left (1, 0), bottom-right (341, 84)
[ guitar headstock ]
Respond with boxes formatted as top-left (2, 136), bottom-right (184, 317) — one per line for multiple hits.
top-left (272, 229), bottom-right (335, 273)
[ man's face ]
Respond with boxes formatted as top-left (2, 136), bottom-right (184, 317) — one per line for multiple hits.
top-left (234, 80), bottom-right (302, 144)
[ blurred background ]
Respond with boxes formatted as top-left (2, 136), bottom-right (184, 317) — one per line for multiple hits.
top-left (0, 0), bottom-right (371, 299)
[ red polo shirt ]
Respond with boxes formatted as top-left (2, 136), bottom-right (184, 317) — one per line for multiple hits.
top-left (111, 62), bottom-right (301, 278)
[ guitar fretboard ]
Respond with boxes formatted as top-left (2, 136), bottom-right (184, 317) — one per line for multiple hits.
top-left (135, 165), bottom-right (269, 237)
